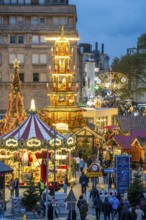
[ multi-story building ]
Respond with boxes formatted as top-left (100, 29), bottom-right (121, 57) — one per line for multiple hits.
top-left (78, 42), bottom-right (110, 101)
top-left (0, 0), bottom-right (78, 112)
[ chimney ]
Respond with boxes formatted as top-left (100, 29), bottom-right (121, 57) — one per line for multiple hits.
top-left (101, 43), bottom-right (104, 54)
top-left (95, 42), bottom-right (98, 51)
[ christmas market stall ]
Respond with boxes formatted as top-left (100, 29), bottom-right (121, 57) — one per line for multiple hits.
top-left (0, 110), bottom-right (73, 186)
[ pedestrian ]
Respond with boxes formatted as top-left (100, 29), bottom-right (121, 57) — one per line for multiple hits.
top-left (79, 172), bottom-right (88, 195)
top-left (130, 206), bottom-right (137, 220)
top-left (67, 209), bottom-right (77, 220)
top-left (110, 194), bottom-right (120, 219)
top-left (102, 197), bottom-right (112, 220)
top-left (117, 198), bottom-right (125, 220)
top-left (14, 177), bottom-right (19, 197)
top-left (141, 202), bottom-right (146, 219)
top-left (71, 159), bottom-right (77, 178)
top-left (47, 202), bottom-right (58, 220)
top-left (38, 178), bottom-right (45, 197)
top-left (120, 204), bottom-right (131, 220)
top-left (90, 186), bottom-right (99, 205)
top-left (9, 177), bottom-right (15, 198)
top-left (94, 195), bottom-right (102, 220)
top-left (79, 158), bottom-right (85, 172)
top-left (77, 195), bottom-right (88, 220)
top-left (135, 205), bottom-right (144, 220)
top-left (0, 194), bottom-right (5, 219)
top-left (63, 174), bottom-right (68, 194)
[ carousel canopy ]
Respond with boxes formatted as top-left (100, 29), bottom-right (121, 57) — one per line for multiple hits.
top-left (1, 113), bottom-right (65, 141)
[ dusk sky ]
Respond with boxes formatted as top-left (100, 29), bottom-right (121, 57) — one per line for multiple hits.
top-left (70, 0), bottom-right (146, 65)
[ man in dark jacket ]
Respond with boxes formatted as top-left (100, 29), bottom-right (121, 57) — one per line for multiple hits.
top-left (102, 197), bottom-right (112, 220)
top-left (94, 195), bottom-right (102, 220)
top-left (90, 186), bottom-right (99, 205)
top-left (77, 195), bottom-right (88, 220)
top-left (120, 205), bottom-right (131, 220)
top-left (79, 172), bottom-right (88, 195)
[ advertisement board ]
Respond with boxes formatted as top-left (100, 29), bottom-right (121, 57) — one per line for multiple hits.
top-left (115, 155), bottom-right (131, 193)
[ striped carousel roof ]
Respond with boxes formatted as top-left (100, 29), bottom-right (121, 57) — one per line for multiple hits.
top-left (1, 113), bottom-right (64, 141)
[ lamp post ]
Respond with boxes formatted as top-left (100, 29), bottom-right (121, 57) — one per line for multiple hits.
top-left (45, 141), bottom-right (49, 220)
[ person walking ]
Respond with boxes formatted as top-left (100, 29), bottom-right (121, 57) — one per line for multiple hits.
top-left (79, 159), bottom-right (85, 172)
top-left (120, 204), bottom-right (131, 220)
top-left (14, 177), bottom-right (19, 197)
top-left (77, 195), bottom-right (88, 220)
top-left (9, 177), bottom-right (15, 198)
top-left (135, 205), bottom-right (144, 220)
top-left (110, 194), bottom-right (120, 219)
top-left (79, 172), bottom-right (88, 195)
top-left (38, 178), bottom-right (45, 197)
top-left (102, 197), bottom-right (112, 220)
top-left (90, 186), bottom-right (99, 205)
top-left (63, 174), bottom-right (68, 194)
top-left (0, 194), bottom-right (5, 219)
top-left (94, 195), bottom-right (103, 220)
top-left (130, 206), bottom-right (137, 220)
top-left (117, 198), bottom-right (124, 220)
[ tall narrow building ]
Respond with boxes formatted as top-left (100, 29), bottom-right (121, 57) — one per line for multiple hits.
top-left (0, 0), bottom-right (77, 112)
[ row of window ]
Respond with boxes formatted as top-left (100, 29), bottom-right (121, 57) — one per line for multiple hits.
top-left (0, 35), bottom-right (47, 44)
top-left (0, 0), bottom-right (67, 5)
top-left (0, 16), bottom-right (70, 26)
top-left (9, 54), bottom-right (48, 64)
top-left (0, 72), bottom-right (47, 82)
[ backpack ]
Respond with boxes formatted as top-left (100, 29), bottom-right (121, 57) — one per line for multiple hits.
top-left (79, 202), bottom-right (88, 216)
top-left (103, 202), bottom-right (111, 213)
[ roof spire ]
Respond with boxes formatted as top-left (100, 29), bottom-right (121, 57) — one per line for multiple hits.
top-left (61, 25), bottom-right (64, 37)
top-left (29, 98), bottom-right (36, 113)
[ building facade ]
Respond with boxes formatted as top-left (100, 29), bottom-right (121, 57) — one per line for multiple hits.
top-left (0, 0), bottom-right (77, 112)
top-left (78, 42), bottom-right (110, 101)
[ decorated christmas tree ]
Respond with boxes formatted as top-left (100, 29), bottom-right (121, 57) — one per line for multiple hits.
top-left (127, 171), bottom-right (145, 206)
top-left (1, 58), bottom-right (26, 134)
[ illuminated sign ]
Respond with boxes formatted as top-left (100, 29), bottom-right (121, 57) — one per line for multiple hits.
top-left (55, 123), bottom-right (68, 131)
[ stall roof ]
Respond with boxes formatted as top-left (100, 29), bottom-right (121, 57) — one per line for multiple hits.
top-left (0, 161), bottom-right (13, 173)
top-left (1, 113), bottom-right (65, 141)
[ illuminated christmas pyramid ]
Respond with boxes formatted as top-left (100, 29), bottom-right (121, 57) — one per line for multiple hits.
top-left (41, 26), bottom-right (86, 132)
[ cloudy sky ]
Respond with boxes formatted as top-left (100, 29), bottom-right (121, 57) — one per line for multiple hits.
top-left (70, 0), bottom-right (146, 65)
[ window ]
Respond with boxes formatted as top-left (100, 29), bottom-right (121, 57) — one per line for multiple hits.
top-left (0, 73), bottom-right (2, 82)
top-left (25, 0), bottom-right (31, 4)
top-left (19, 73), bottom-right (24, 82)
top-left (0, 35), bottom-right (3, 44)
top-left (0, 53), bottom-right (2, 65)
top-left (9, 54), bottom-right (16, 63)
top-left (0, 0), bottom-right (4, 4)
top-left (39, 0), bottom-right (45, 4)
top-left (11, 0), bottom-right (17, 4)
top-left (0, 17), bottom-right (3, 25)
top-left (32, 35), bottom-right (39, 44)
top-left (18, 0), bottom-right (24, 4)
top-left (60, 17), bottom-right (67, 25)
top-left (18, 36), bottom-right (24, 43)
top-left (4, 0), bottom-right (10, 4)
top-left (10, 36), bottom-right (16, 43)
top-left (40, 35), bottom-right (46, 44)
top-left (39, 17), bottom-right (45, 25)
top-left (33, 73), bottom-right (39, 82)
top-left (17, 16), bottom-right (24, 25)
top-left (17, 54), bottom-right (24, 63)
top-left (32, 54), bottom-right (39, 64)
top-left (40, 54), bottom-right (47, 64)
top-left (31, 17), bottom-right (38, 25)
top-left (31, 0), bottom-right (38, 4)
top-left (9, 17), bottom-right (16, 25)
top-left (53, 17), bottom-right (59, 25)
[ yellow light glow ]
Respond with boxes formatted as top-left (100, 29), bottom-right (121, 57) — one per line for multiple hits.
top-left (29, 99), bottom-right (36, 112)
top-left (45, 37), bottom-right (80, 42)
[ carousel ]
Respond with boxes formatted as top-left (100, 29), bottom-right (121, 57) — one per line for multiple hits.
top-left (0, 102), bottom-right (74, 186)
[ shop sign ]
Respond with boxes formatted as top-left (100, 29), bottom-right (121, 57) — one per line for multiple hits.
top-left (86, 172), bottom-right (102, 177)
top-left (56, 123), bottom-right (68, 131)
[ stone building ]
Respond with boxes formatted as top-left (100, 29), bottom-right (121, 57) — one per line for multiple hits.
top-left (0, 0), bottom-right (78, 113)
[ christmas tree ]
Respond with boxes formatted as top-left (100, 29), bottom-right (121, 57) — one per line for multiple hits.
top-left (21, 176), bottom-right (40, 210)
top-left (1, 59), bottom-right (26, 134)
top-left (127, 171), bottom-right (145, 206)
